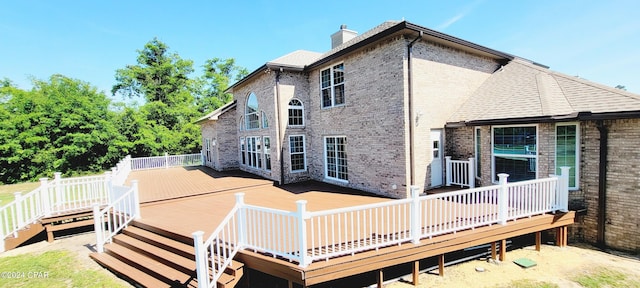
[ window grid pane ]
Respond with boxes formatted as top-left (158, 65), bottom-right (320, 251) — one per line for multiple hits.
top-left (289, 136), bottom-right (306, 171)
top-left (325, 137), bottom-right (347, 181)
top-left (556, 124), bottom-right (577, 187)
top-left (493, 126), bottom-right (537, 183)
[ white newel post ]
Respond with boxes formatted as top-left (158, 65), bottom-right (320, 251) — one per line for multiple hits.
top-left (445, 156), bottom-right (452, 186)
top-left (468, 157), bottom-right (475, 188)
top-left (40, 177), bottom-right (51, 217)
top-left (235, 193), bottom-right (246, 246)
top-left (497, 173), bottom-right (509, 225)
top-left (132, 180), bottom-right (141, 219)
top-left (164, 152), bottom-right (169, 169)
top-left (54, 172), bottom-right (62, 208)
top-left (410, 186), bottom-right (421, 244)
top-left (559, 167), bottom-right (570, 212)
top-left (192, 230), bottom-right (208, 288)
top-left (296, 200), bottom-right (309, 267)
top-left (93, 204), bottom-right (104, 253)
top-left (13, 192), bottom-right (23, 237)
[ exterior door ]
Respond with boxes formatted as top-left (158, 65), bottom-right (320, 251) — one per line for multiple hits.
top-left (430, 130), bottom-right (443, 187)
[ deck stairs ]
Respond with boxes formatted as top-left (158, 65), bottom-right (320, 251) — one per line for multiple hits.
top-left (90, 221), bottom-right (244, 288)
top-left (3, 210), bottom-right (97, 251)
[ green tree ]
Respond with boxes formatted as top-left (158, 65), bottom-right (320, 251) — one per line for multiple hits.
top-left (195, 58), bottom-right (248, 113)
top-left (112, 38), bottom-right (201, 156)
top-left (0, 75), bottom-right (120, 183)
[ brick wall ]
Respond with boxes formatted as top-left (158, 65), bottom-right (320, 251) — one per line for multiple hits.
top-left (581, 119), bottom-right (640, 252)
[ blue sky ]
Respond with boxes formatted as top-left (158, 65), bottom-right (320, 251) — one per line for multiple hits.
top-left (1, 0), bottom-right (639, 97)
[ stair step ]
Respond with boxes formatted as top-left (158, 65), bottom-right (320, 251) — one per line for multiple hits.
top-left (113, 233), bottom-right (195, 274)
top-left (123, 225), bottom-right (194, 259)
top-left (105, 243), bottom-right (196, 286)
top-left (132, 221), bottom-right (193, 245)
top-left (90, 252), bottom-right (171, 288)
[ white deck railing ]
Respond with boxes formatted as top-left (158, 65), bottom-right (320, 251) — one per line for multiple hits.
top-left (445, 156), bottom-right (475, 188)
top-left (93, 181), bottom-right (141, 253)
top-left (194, 168), bottom-right (570, 287)
top-left (130, 153), bottom-right (202, 171)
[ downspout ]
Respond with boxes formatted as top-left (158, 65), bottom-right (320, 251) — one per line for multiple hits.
top-left (407, 31), bottom-right (423, 186)
top-left (596, 120), bottom-right (608, 248)
top-left (275, 68), bottom-right (285, 186)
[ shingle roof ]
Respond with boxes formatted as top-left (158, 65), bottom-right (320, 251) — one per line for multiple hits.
top-left (448, 59), bottom-right (640, 124)
top-left (194, 100), bottom-right (236, 124)
top-left (267, 50), bottom-right (323, 69)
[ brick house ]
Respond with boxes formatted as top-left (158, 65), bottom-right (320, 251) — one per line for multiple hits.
top-left (197, 21), bottom-right (640, 252)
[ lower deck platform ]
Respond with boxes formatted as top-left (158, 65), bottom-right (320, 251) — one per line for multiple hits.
top-left (236, 211), bottom-right (574, 287)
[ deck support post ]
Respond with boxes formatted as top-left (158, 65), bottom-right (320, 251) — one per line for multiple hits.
top-left (556, 226), bottom-right (568, 247)
top-left (445, 156), bottom-right (452, 186)
top-left (296, 200), bottom-right (310, 268)
top-left (535, 231), bottom-right (541, 251)
top-left (377, 269), bottom-right (384, 288)
top-left (192, 231), bottom-right (208, 288)
top-left (93, 204), bottom-right (104, 253)
top-left (40, 177), bottom-right (51, 217)
top-left (410, 186), bottom-right (421, 244)
top-left (412, 260), bottom-right (420, 285)
top-left (497, 174), bottom-right (509, 225)
top-left (499, 239), bottom-right (506, 261)
top-left (438, 254), bottom-right (445, 276)
top-left (131, 180), bottom-right (141, 219)
top-left (236, 193), bottom-right (247, 246)
top-left (467, 157), bottom-right (475, 188)
top-left (491, 242), bottom-right (497, 260)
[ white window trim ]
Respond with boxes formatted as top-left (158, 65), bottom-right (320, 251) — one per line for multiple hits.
top-left (288, 98), bottom-right (305, 127)
top-left (555, 122), bottom-right (580, 190)
top-left (324, 135), bottom-right (348, 183)
top-left (245, 136), bottom-right (262, 169)
top-left (289, 135), bottom-right (307, 173)
top-left (320, 63), bottom-right (345, 109)
top-left (263, 136), bottom-right (271, 171)
top-left (491, 124), bottom-right (538, 184)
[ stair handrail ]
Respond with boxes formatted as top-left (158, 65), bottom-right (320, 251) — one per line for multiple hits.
top-left (193, 193), bottom-right (245, 288)
top-left (93, 181), bottom-right (141, 253)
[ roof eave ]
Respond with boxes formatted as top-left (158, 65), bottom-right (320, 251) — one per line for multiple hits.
top-left (194, 100), bottom-right (237, 124)
top-left (445, 110), bottom-right (640, 127)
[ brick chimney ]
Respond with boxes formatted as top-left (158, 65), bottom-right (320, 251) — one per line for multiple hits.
top-left (330, 24), bottom-right (357, 49)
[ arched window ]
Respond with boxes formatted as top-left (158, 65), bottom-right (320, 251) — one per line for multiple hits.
top-left (245, 92), bottom-right (259, 129)
top-left (288, 99), bottom-right (304, 127)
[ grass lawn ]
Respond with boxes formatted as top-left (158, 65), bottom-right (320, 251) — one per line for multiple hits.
top-left (0, 182), bottom-right (41, 206)
top-left (0, 250), bottom-right (129, 288)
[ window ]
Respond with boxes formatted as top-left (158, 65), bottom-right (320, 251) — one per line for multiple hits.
top-left (205, 138), bottom-right (211, 162)
top-left (492, 126), bottom-right (537, 182)
top-left (245, 92), bottom-right (259, 130)
top-left (264, 136), bottom-right (271, 171)
top-left (556, 123), bottom-right (579, 189)
top-left (475, 127), bottom-right (481, 178)
top-left (288, 99), bottom-right (304, 127)
top-left (245, 136), bottom-right (262, 169)
top-left (325, 136), bottom-right (348, 181)
top-left (239, 116), bottom-right (244, 131)
top-left (262, 111), bottom-right (269, 128)
top-left (240, 137), bottom-right (246, 165)
top-left (289, 135), bottom-right (306, 172)
top-left (321, 63), bottom-right (345, 108)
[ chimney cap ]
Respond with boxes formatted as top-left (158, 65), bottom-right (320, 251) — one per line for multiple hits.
top-left (340, 24), bottom-right (347, 29)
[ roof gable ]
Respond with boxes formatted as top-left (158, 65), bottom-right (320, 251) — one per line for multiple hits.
top-left (448, 59), bottom-right (640, 124)
top-left (194, 100), bottom-right (237, 124)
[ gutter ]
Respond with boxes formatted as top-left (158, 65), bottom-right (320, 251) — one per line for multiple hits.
top-left (407, 31), bottom-right (422, 186)
top-left (275, 69), bottom-right (285, 186)
top-left (444, 110), bottom-right (640, 128)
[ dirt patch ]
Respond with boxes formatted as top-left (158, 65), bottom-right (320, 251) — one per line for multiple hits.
top-left (386, 243), bottom-right (640, 288)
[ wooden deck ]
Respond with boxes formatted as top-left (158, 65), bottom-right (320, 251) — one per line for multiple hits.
top-left (126, 167), bottom-right (574, 287)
